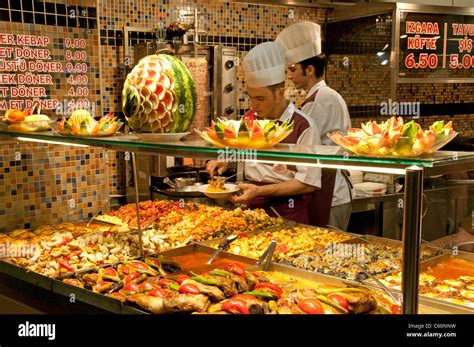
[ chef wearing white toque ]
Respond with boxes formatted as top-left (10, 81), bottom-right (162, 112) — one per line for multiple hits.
top-left (207, 42), bottom-right (322, 225)
top-left (276, 22), bottom-right (353, 231)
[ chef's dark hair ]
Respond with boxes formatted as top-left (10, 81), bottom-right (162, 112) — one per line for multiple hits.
top-left (300, 53), bottom-right (327, 78)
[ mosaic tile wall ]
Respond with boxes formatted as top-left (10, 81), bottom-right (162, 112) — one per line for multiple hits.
top-left (397, 83), bottom-right (474, 104)
top-left (0, 141), bottom-right (107, 232)
top-left (98, 0), bottom-right (327, 114)
top-left (326, 54), bottom-right (391, 107)
top-left (0, 0), bottom-right (111, 230)
top-left (0, 1), bottom-right (101, 116)
top-left (106, 150), bottom-right (126, 196)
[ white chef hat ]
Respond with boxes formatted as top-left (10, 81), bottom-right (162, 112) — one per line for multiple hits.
top-left (243, 42), bottom-right (286, 88)
top-left (276, 22), bottom-right (322, 65)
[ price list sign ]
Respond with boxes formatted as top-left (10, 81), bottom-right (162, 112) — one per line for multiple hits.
top-left (0, 30), bottom-right (99, 115)
top-left (64, 38), bottom-right (91, 112)
top-left (399, 12), bottom-right (474, 79)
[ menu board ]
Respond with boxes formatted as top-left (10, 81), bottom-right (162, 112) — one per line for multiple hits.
top-left (0, 30), bottom-right (99, 116)
top-left (399, 12), bottom-right (474, 79)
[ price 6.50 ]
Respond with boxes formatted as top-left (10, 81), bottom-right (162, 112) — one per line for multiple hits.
top-left (405, 53), bottom-right (438, 69)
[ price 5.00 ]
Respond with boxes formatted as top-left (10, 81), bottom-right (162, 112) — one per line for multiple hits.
top-left (405, 52), bottom-right (438, 69)
top-left (450, 54), bottom-right (474, 69)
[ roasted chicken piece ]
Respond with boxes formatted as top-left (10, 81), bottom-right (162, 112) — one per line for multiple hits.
top-left (128, 293), bottom-right (167, 313)
top-left (271, 299), bottom-right (305, 314)
top-left (164, 293), bottom-right (211, 313)
top-left (128, 287), bottom-right (211, 314)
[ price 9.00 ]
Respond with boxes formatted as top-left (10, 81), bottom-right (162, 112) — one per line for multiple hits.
top-left (405, 53), bottom-right (438, 69)
top-left (66, 62), bottom-right (88, 73)
top-left (64, 38), bottom-right (86, 49)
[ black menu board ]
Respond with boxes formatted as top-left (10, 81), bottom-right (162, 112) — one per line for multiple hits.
top-left (399, 12), bottom-right (474, 79)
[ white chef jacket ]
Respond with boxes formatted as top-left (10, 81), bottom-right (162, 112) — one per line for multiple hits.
top-left (301, 80), bottom-right (352, 207)
top-left (245, 102), bottom-right (321, 189)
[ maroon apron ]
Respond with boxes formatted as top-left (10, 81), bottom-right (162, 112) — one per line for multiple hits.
top-left (246, 181), bottom-right (310, 224)
top-left (244, 108), bottom-right (315, 225)
top-left (301, 89), bottom-right (338, 227)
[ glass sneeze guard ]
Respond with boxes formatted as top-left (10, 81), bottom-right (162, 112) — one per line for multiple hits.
top-left (1, 130), bottom-right (473, 171)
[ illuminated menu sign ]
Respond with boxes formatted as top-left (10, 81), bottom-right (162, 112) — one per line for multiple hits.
top-left (399, 12), bottom-right (474, 79)
top-left (0, 32), bottom-right (94, 114)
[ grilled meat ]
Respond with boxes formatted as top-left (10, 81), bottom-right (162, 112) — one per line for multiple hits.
top-left (164, 293), bottom-right (211, 313)
top-left (181, 279), bottom-right (225, 302)
top-left (335, 292), bottom-right (377, 314)
top-left (128, 291), bottom-right (211, 313)
top-left (209, 269), bottom-right (249, 292)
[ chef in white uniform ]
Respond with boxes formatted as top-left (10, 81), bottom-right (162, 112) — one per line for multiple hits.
top-left (276, 21), bottom-right (353, 231)
top-left (207, 42), bottom-right (322, 224)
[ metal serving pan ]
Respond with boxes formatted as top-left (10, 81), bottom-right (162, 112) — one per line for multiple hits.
top-left (245, 261), bottom-right (466, 314)
top-left (350, 234), bottom-right (443, 254)
top-left (48, 245), bottom-right (255, 314)
top-left (256, 265), bottom-right (467, 314)
top-left (342, 234), bottom-right (443, 259)
top-left (156, 243), bottom-right (257, 265)
top-left (200, 222), bottom-right (358, 250)
top-left (0, 259), bottom-right (145, 314)
top-left (376, 252), bottom-right (474, 313)
top-left (1, 244), bottom-right (468, 314)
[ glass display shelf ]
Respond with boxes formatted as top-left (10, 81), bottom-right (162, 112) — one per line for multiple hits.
top-left (1, 130), bottom-right (473, 174)
top-left (1, 129), bottom-right (473, 314)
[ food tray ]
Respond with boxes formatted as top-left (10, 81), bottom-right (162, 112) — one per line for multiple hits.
top-left (0, 258), bottom-right (145, 314)
top-left (245, 261), bottom-right (466, 314)
top-left (199, 223), bottom-right (362, 266)
top-left (360, 235), bottom-right (442, 258)
top-left (200, 222), bottom-right (355, 249)
top-left (54, 244), bottom-right (256, 314)
top-left (279, 233), bottom-right (441, 284)
top-left (1, 243), bottom-right (468, 314)
top-left (377, 252), bottom-right (474, 313)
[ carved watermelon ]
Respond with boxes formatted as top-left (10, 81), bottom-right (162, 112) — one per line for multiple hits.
top-left (122, 54), bottom-right (197, 133)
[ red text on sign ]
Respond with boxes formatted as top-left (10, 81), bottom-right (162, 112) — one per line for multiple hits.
top-left (406, 21), bottom-right (439, 35)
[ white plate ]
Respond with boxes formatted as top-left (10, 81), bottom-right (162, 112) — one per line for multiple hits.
top-left (133, 132), bottom-right (190, 142)
top-left (197, 183), bottom-right (240, 199)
